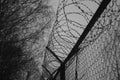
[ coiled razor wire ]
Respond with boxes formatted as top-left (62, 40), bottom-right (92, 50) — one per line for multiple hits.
top-left (42, 0), bottom-right (103, 79)
top-left (65, 0), bottom-right (120, 80)
top-left (43, 0), bottom-right (120, 79)
top-left (48, 0), bottom-right (101, 60)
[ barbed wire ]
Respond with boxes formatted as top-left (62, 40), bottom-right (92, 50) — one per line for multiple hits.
top-left (65, 0), bottom-right (120, 80)
top-left (48, 0), bottom-right (100, 60)
top-left (43, 0), bottom-right (102, 79)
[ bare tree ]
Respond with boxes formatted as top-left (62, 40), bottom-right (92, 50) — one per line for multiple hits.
top-left (0, 0), bottom-right (53, 80)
